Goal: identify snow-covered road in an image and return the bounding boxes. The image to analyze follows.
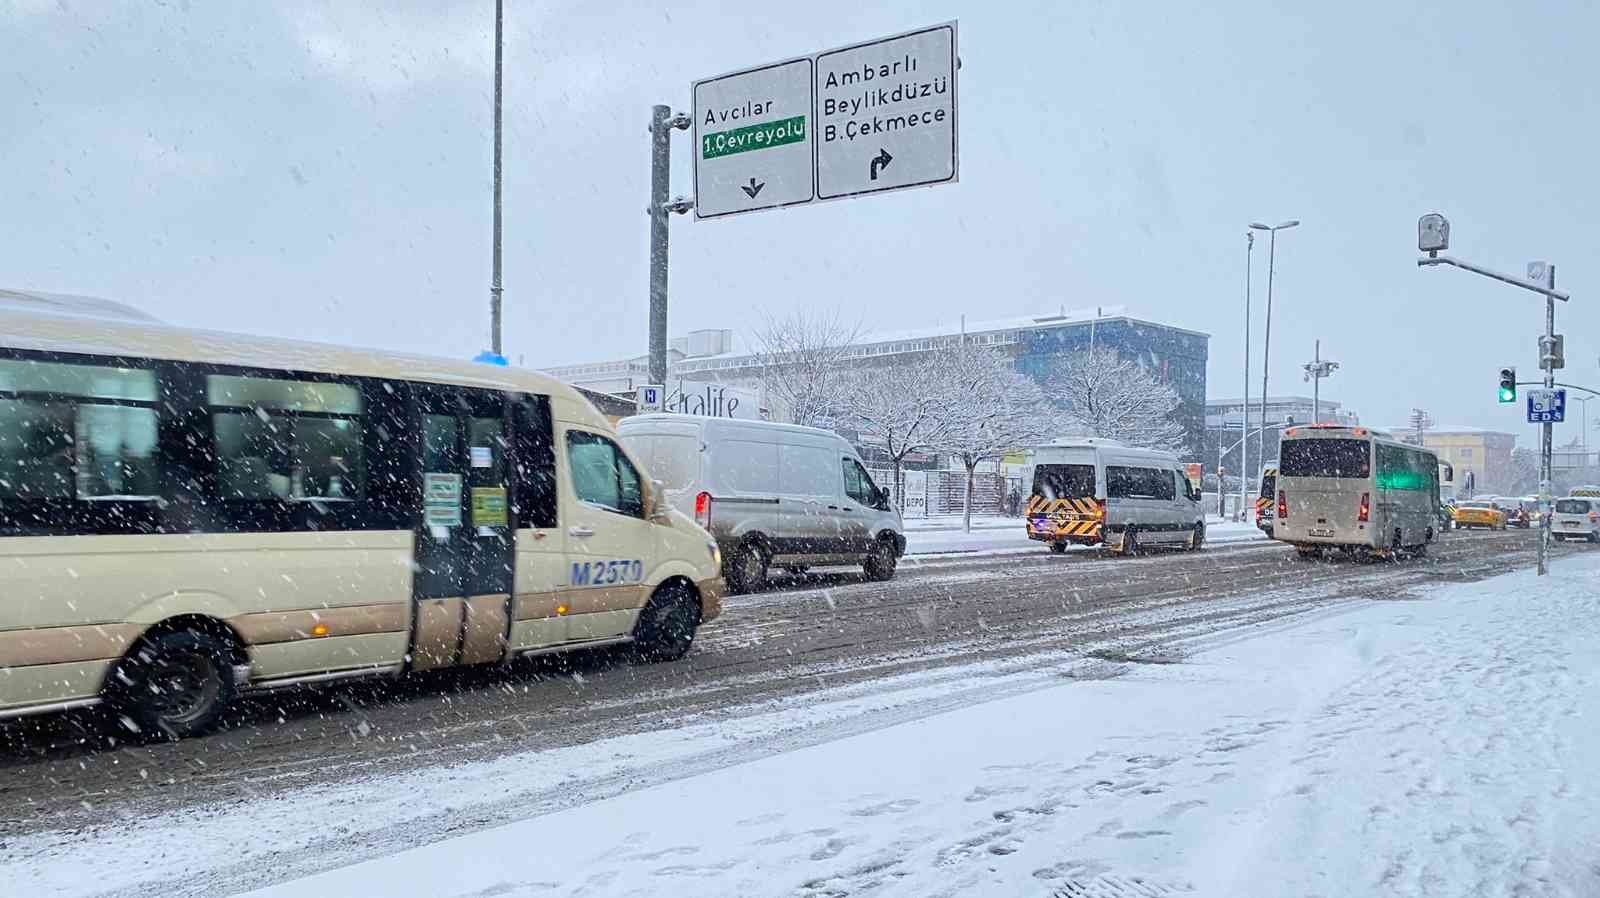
[234,552,1600,898]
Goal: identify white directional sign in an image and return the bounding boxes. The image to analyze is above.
[692,58,815,220]
[691,21,959,221]
[814,24,958,200]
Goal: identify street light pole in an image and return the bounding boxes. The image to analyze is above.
[1240,231,1253,521]
[1250,220,1300,475]
[489,0,504,356]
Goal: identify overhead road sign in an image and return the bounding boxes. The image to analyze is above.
[691,21,959,220]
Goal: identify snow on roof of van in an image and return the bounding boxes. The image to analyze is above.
[0,288,161,323]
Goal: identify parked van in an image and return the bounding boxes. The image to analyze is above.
[1022,438,1205,555]
[618,415,906,592]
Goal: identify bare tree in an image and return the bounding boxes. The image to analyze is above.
[1043,346,1187,453]
[842,356,954,512]
[749,310,861,428]
[926,342,1051,531]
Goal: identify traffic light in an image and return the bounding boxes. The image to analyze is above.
[1497,367,1517,403]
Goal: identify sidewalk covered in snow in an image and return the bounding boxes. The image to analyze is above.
[240,553,1600,897]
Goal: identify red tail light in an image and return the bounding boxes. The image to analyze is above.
[1589,511,1598,524]
[694,491,712,529]
[1277,490,1287,521]
[1358,492,1370,523]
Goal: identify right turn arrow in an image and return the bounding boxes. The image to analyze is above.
[869,148,893,181]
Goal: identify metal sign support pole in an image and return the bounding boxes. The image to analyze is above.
[1539,265,1556,576]
[647,105,692,388]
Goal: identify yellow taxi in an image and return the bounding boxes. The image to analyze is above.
[1453,500,1508,530]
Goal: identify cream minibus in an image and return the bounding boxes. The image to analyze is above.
[1275,425,1440,559]
[0,291,723,738]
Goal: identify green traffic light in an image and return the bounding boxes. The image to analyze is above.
[1498,387,1516,403]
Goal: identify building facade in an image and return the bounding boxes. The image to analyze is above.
[543,307,1211,461]
[1412,428,1517,494]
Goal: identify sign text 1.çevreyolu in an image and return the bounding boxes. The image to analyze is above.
[701,115,807,160]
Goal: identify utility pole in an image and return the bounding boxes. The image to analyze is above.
[1416,212,1572,576]
[489,0,504,357]
[1537,263,1556,576]
[647,105,693,386]
[1302,339,1339,426]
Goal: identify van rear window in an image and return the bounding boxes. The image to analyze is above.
[1555,499,1591,514]
[1281,439,1370,478]
[1032,464,1095,500]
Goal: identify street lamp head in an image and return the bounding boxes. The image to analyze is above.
[1277,220,1301,230]
[1249,222,1270,231]
[1251,220,1301,232]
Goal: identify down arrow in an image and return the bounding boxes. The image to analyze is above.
[741,177,764,199]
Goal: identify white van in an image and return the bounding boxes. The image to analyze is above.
[1552,496,1599,543]
[618,415,906,592]
[1022,438,1205,555]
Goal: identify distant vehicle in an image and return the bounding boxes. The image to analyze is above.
[0,300,724,737]
[1552,497,1600,543]
[1022,438,1204,556]
[618,415,904,593]
[1571,485,1600,499]
[1492,497,1532,528]
[1275,425,1441,559]
[1454,500,1509,530]
[1256,464,1279,535]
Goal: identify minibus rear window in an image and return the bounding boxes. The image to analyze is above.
[1281,439,1370,478]
[1032,464,1095,500]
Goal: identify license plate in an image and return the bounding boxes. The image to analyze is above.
[1309,527,1335,537]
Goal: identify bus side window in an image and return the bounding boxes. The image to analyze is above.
[512,395,557,529]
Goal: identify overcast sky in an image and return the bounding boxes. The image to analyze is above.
[5,0,1596,440]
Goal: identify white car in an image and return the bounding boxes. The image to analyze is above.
[1552,497,1599,543]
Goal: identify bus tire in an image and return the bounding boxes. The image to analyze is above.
[1295,546,1322,561]
[1188,522,1205,551]
[864,536,898,582]
[107,630,237,741]
[726,540,769,594]
[632,580,701,662]
[1048,541,1068,555]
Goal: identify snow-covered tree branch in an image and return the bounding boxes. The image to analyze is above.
[748,310,861,429]
[926,342,1052,531]
[1042,346,1187,454]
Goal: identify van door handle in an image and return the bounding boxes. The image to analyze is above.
[568,526,594,538]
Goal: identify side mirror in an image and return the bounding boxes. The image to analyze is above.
[649,479,673,522]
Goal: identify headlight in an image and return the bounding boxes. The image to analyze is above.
[708,542,721,568]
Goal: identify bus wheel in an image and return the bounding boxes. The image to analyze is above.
[1188,523,1205,551]
[1389,531,1404,561]
[1048,541,1068,555]
[1295,546,1322,561]
[864,537,898,581]
[108,630,237,741]
[726,541,769,594]
[632,581,701,662]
